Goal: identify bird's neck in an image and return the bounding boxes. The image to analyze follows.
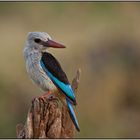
[23,46,42,62]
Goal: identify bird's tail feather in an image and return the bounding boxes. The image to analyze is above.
[66,98,80,132]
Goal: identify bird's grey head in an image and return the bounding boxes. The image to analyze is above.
[25,32,66,51]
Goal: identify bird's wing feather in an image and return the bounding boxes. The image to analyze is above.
[40,52,76,104]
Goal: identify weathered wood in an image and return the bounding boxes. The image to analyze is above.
[16,69,81,138]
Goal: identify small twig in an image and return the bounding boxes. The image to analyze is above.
[16,68,81,138]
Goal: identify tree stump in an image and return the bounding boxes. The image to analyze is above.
[16,69,81,138]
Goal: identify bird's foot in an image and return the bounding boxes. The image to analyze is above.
[38,90,53,102]
[31,90,53,103]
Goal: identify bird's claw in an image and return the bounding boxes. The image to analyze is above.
[31,90,53,103]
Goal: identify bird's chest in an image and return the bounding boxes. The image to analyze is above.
[25,52,56,91]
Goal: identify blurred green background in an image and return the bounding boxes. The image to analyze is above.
[0,2,140,138]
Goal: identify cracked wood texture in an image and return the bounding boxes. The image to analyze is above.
[16,69,81,138]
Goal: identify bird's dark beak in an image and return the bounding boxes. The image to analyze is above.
[43,39,66,48]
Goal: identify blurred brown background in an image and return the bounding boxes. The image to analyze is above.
[0,2,140,138]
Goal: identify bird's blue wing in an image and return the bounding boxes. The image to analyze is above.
[40,52,76,104]
[40,60,75,100]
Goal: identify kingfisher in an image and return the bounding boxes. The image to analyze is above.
[23,32,80,132]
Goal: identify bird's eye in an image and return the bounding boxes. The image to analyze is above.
[34,38,41,43]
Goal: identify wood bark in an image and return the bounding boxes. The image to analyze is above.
[16,69,81,138]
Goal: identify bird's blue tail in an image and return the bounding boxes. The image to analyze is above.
[66,98,80,132]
